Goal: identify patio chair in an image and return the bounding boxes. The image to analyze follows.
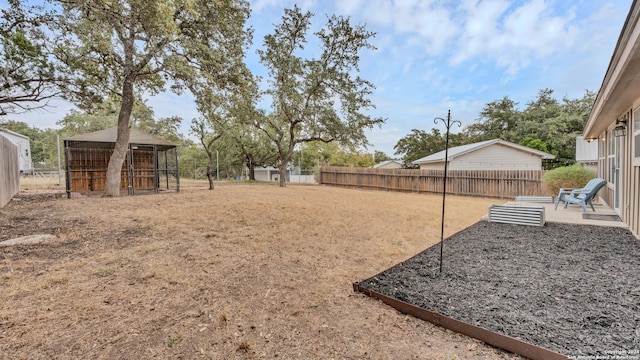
[554,178,607,213]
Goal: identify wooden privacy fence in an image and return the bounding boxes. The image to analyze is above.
[0,133,20,207]
[318,166,551,199]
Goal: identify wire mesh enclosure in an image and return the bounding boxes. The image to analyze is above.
[64,127,179,198]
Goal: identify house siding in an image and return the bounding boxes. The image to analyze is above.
[626,106,639,236]
[619,106,639,237]
[595,106,640,237]
[419,161,446,171]
[576,136,598,173]
[418,144,543,170]
[632,166,640,235]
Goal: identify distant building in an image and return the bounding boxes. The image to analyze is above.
[412,139,555,170]
[575,136,598,173]
[373,160,403,169]
[253,166,290,182]
[0,128,32,173]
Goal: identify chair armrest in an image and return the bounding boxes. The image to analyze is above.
[558,187,579,195]
[569,188,590,197]
[558,187,577,192]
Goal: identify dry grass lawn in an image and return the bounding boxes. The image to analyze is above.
[1,180,523,359]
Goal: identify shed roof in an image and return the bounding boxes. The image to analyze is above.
[411,139,555,165]
[0,128,30,141]
[65,127,175,149]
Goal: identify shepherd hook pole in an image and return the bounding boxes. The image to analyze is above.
[434,110,461,273]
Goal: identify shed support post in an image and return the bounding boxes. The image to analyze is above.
[153,144,159,194]
[64,140,71,199]
[127,144,134,196]
[175,147,180,193]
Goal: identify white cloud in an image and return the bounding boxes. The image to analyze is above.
[451,0,580,75]
[352,0,458,54]
[452,0,509,64]
[335,0,365,15]
[251,0,317,14]
[344,0,582,77]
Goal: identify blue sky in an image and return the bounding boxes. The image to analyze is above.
[9,0,631,157]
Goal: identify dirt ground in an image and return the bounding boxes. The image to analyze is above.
[0,181,524,359]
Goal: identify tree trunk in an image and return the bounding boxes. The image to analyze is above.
[247,156,255,181]
[206,158,215,190]
[278,144,296,187]
[278,153,291,187]
[104,76,135,197]
[278,166,286,187]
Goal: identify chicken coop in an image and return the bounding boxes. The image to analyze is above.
[64,127,179,198]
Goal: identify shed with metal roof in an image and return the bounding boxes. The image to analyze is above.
[64,127,179,197]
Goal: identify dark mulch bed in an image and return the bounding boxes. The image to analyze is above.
[359,221,640,357]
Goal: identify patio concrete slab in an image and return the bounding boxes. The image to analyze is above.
[483,200,627,228]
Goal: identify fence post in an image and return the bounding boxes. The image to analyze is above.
[454,173,458,195]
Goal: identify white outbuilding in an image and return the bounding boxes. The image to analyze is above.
[0,128,32,173]
[412,139,555,170]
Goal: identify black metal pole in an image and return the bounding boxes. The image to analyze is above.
[434,110,461,273]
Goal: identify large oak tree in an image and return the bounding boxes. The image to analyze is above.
[255,6,384,187]
[1,0,59,114]
[52,0,250,196]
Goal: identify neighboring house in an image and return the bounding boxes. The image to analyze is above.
[0,128,32,173]
[254,166,290,182]
[575,136,598,173]
[373,160,403,169]
[583,1,640,236]
[411,139,555,170]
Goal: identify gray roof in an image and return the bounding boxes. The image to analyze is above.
[373,160,403,168]
[65,127,175,147]
[412,139,556,165]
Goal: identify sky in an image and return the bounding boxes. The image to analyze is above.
[6,0,632,157]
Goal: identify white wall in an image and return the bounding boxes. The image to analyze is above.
[253,170,272,182]
[418,161,446,170]
[576,136,598,163]
[0,130,32,173]
[289,175,316,184]
[0,133,20,207]
[418,144,543,170]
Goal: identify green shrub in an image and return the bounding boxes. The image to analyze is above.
[542,164,597,194]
